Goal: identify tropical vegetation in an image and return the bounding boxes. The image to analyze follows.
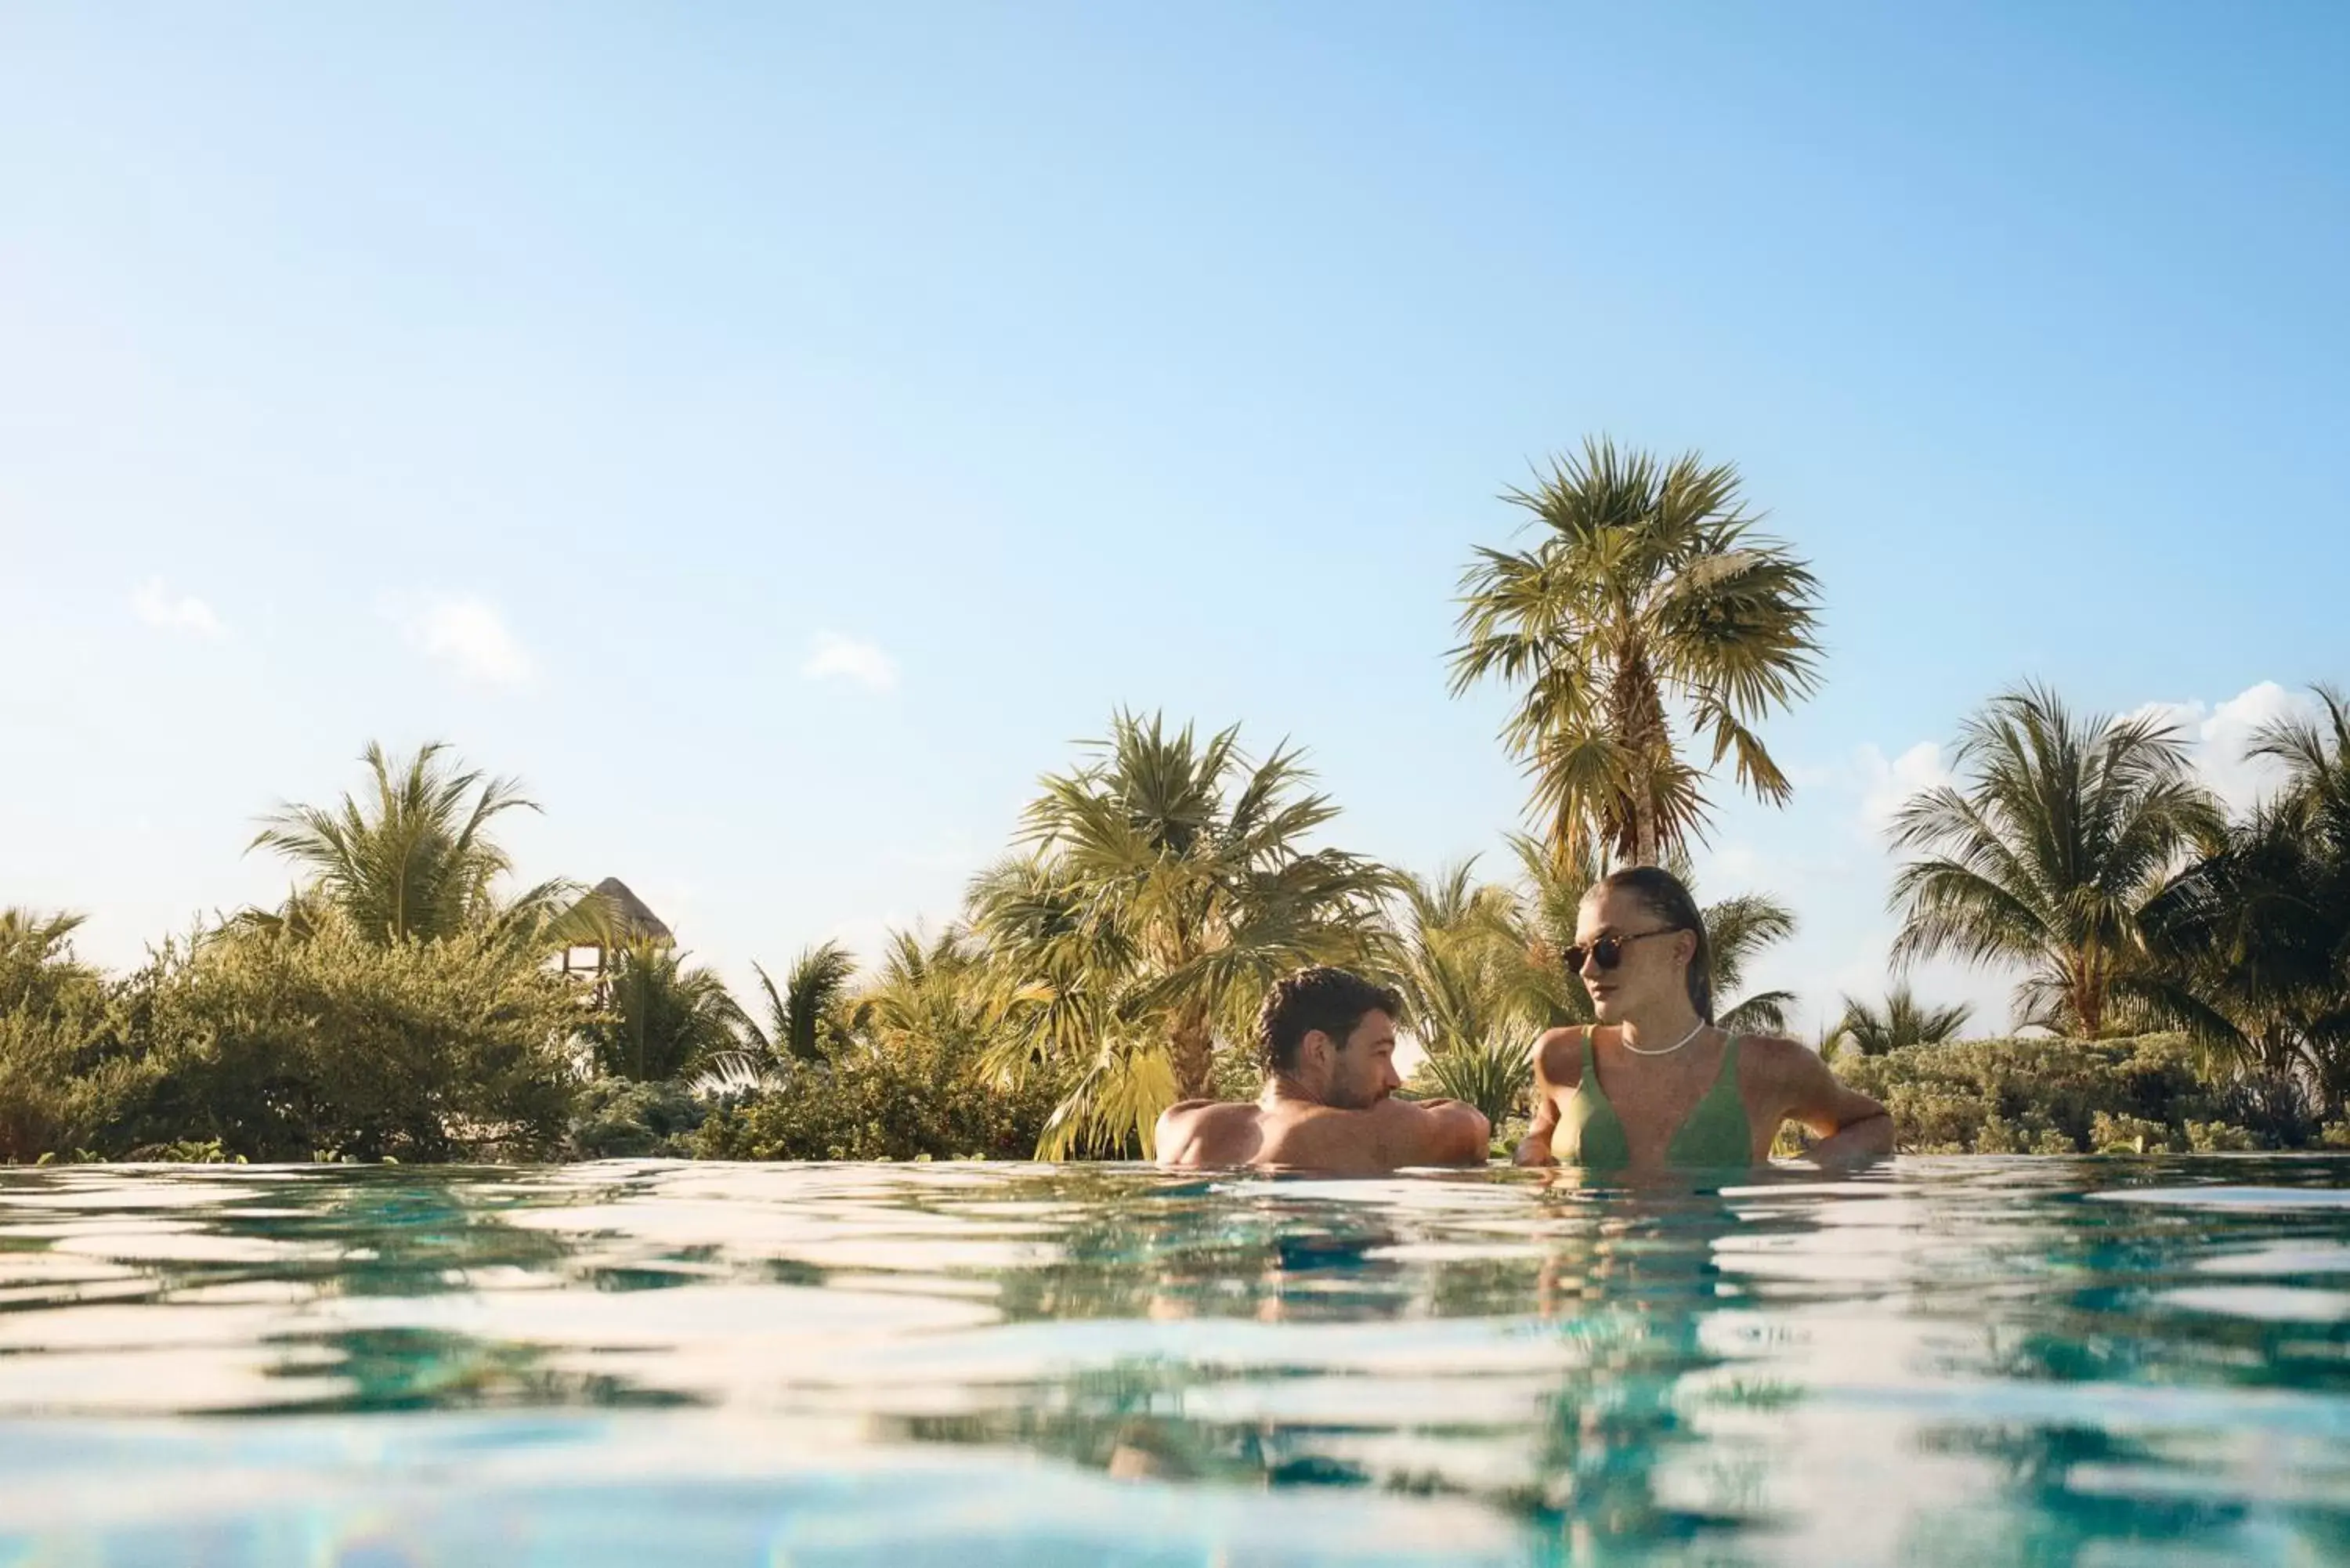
[7,443,2348,1164]
[1448,439,1824,869]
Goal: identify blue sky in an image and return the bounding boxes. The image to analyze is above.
[6,2,2347,1038]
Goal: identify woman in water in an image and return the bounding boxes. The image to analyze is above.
[1515,865,1893,1172]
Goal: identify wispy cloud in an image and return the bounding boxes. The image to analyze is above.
[131,578,222,637]
[1856,739,1950,840]
[2128,681,2316,815]
[385,594,537,691]
[800,631,898,692]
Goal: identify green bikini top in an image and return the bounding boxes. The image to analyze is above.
[1551,1025,1754,1170]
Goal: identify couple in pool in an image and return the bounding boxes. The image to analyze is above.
[1157,865,1894,1175]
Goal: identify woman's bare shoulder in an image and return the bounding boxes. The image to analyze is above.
[1532,1025,1588,1088]
[1734,1032,1828,1082]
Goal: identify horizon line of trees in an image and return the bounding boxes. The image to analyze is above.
[7,439,2345,1161]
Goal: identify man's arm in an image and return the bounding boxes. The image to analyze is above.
[1376,1097,1491,1168]
[1772,1044,1893,1168]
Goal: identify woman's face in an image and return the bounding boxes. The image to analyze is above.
[1574,887,1694,1022]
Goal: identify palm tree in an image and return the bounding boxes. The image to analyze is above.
[249,741,579,945]
[852,926,1019,1064]
[971,711,1394,1156]
[587,941,750,1082]
[1449,439,1824,869]
[2135,685,2350,1109]
[0,908,99,1017]
[1383,862,1529,1057]
[1706,891,1799,1034]
[1409,1028,1531,1127]
[748,941,858,1063]
[1831,984,1975,1057]
[1889,684,2224,1037]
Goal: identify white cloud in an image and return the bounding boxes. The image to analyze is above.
[2128,681,2316,815]
[1856,740,1950,840]
[800,631,897,692]
[385,594,536,691]
[131,578,221,637]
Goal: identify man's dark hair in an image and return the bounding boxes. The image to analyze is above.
[1257,966,1403,1075]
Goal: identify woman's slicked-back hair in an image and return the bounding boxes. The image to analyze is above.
[1589,865,1713,1023]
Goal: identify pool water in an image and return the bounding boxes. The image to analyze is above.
[2,1158,2348,1566]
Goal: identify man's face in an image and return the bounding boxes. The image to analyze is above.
[1311,1008,1402,1110]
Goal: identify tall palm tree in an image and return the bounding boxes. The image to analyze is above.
[249,741,577,945]
[1831,984,1975,1057]
[2135,685,2350,1108]
[1449,439,1824,869]
[1889,684,2224,1037]
[971,711,1394,1156]
[587,941,749,1082]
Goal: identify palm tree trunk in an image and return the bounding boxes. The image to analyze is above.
[1168,1010,1216,1101]
[2073,947,2102,1038]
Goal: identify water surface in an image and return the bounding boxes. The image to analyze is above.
[3,1157,2348,1564]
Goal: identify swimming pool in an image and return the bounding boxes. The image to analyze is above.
[2,1157,2346,1565]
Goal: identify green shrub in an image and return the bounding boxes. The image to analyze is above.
[2089,1111,2175,1154]
[125,921,580,1162]
[696,1039,1062,1162]
[0,1006,166,1162]
[568,1077,704,1158]
[1838,1034,2291,1154]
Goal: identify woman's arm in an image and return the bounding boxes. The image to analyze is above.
[1513,1031,1573,1166]
[1773,1042,1893,1168]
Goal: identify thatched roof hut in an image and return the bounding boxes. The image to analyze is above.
[586,877,673,946]
[557,877,673,980]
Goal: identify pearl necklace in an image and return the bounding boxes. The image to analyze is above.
[1618,1020,1708,1057]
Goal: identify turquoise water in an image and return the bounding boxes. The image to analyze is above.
[2,1159,2348,1565]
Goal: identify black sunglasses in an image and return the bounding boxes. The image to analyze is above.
[1564,927,1683,972]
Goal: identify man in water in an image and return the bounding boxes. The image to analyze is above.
[1155,966,1492,1172]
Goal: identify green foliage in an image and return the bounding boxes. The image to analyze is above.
[2134,685,2350,1113]
[567,1078,704,1158]
[247,740,580,944]
[1889,685,2224,1036]
[0,1006,164,1164]
[1833,984,1975,1057]
[1448,438,1824,866]
[695,1036,1063,1162]
[0,909,159,1163]
[748,942,857,1064]
[1834,1034,2283,1154]
[581,941,747,1082]
[1408,1030,1531,1126]
[124,919,580,1162]
[972,710,1394,1154]
[1,908,103,1017]
[2088,1111,2172,1154]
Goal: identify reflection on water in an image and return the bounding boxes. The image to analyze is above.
[2,1158,2350,1563]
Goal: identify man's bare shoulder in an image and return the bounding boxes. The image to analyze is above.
[1155,1098,1268,1168]
[1264,1096,1488,1171]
